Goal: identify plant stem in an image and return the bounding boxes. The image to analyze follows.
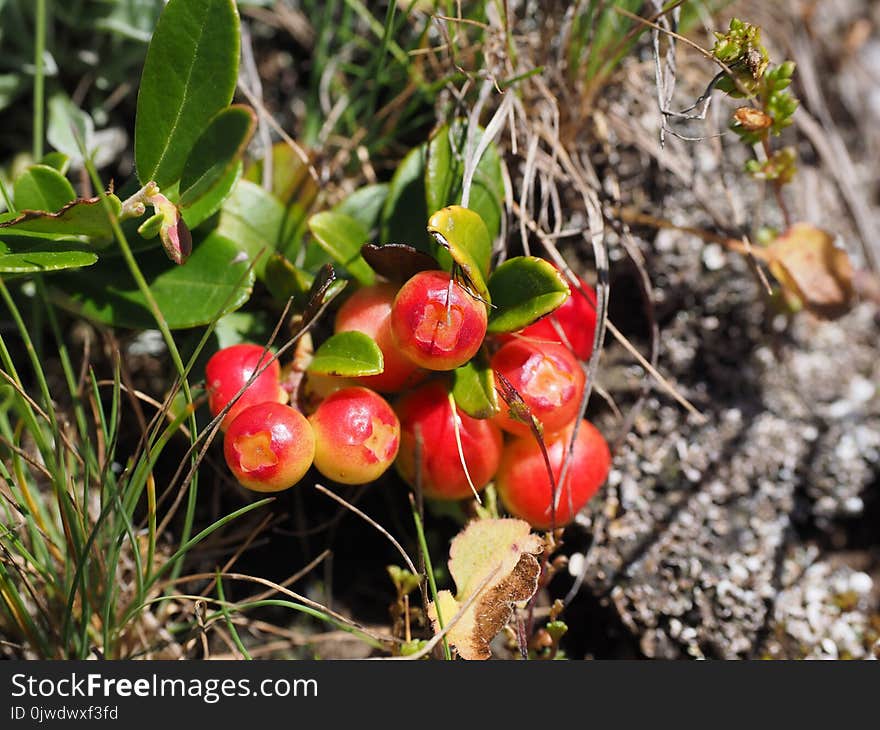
[409,494,451,660]
[33,0,47,160]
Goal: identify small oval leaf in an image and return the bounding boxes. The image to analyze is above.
[0,239,98,274]
[452,351,500,419]
[308,331,384,377]
[264,253,314,305]
[134,0,241,187]
[179,105,256,209]
[486,256,570,334]
[13,165,76,212]
[380,143,432,251]
[427,206,491,305]
[308,210,375,286]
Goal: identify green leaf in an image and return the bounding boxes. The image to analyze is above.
[486,256,571,334]
[13,165,76,212]
[307,210,375,286]
[0,239,98,274]
[264,253,314,305]
[134,0,241,187]
[426,206,491,305]
[452,352,499,419]
[427,204,492,279]
[46,94,95,165]
[243,141,317,207]
[380,143,432,251]
[216,179,285,278]
[58,231,255,329]
[0,194,122,240]
[335,183,389,231]
[137,212,164,239]
[181,161,242,230]
[180,105,256,209]
[425,119,504,243]
[39,152,70,175]
[307,331,384,377]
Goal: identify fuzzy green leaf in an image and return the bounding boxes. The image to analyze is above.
[134,0,240,187]
[307,331,384,377]
[307,210,375,286]
[487,256,570,334]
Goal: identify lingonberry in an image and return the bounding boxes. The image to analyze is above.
[511,270,597,361]
[390,270,487,371]
[395,381,503,500]
[334,283,426,392]
[223,402,315,492]
[495,420,610,529]
[491,340,585,437]
[309,386,400,485]
[205,343,287,431]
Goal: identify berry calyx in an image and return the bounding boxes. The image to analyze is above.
[334,283,426,392]
[495,420,611,529]
[223,402,315,492]
[395,381,503,500]
[206,343,288,431]
[390,270,487,371]
[309,387,401,485]
[491,340,585,437]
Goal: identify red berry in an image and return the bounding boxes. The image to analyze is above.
[395,381,503,500]
[491,340,585,437]
[334,283,426,392]
[309,387,400,485]
[223,402,315,492]
[206,344,287,431]
[513,271,597,360]
[390,270,487,371]
[496,420,610,529]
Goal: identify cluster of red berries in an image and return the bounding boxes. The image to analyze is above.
[205,264,611,529]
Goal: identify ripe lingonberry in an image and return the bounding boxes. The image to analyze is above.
[206,343,287,431]
[495,420,610,529]
[390,270,487,371]
[492,340,585,437]
[334,283,425,392]
[309,386,400,485]
[395,381,503,500]
[223,402,315,492]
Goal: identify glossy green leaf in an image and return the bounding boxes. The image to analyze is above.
[307,331,384,377]
[335,183,389,231]
[425,119,504,243]
[264,253,314,305]
[0,239,98,273]
[58,231,254,329]
[180,105,256,208]
[13,165,76,212]
[0,194,122,240]
[427,206,491,305]
[380,143,432,251]
[307,210,375,286]
[486,256,570,334]
[216,180,285,278]
[452,351,499,419]
[134,0,240,187]
[181,161,242,230]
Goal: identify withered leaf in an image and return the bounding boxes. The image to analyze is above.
[767,223,854,319]
[427,518,544,660]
